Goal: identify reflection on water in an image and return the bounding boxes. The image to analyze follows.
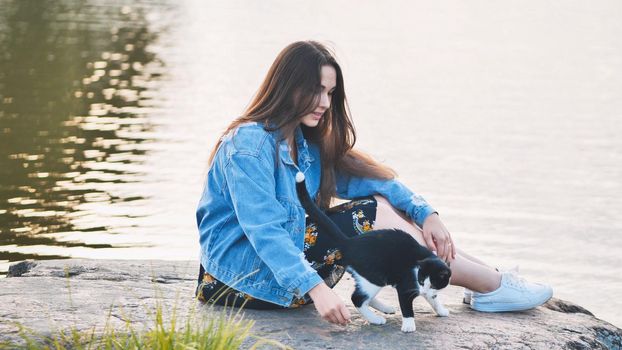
[0,0,165,273]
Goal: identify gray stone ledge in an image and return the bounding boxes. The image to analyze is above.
[1,259,621,349]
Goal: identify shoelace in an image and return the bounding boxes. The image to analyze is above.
[504,270,528,289]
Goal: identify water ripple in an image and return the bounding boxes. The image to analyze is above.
[0,0,169,270]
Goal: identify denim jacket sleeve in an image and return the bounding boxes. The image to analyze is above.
[223,150,323,297]
[335,170,437,228]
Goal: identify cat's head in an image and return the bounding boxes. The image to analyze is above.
[417,257,451,291]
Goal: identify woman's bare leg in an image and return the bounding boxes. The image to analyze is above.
[373,196,501,293]
[456,248,492,268]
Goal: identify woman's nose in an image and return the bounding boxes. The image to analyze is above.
[319,93,330,109]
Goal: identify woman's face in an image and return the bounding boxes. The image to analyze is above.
[300,65,336,128]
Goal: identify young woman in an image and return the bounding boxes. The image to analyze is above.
[196,41,552,325]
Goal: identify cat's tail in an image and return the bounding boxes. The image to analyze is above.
[295,172,348,244]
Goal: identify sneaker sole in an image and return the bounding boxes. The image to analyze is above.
[470,291,553,313]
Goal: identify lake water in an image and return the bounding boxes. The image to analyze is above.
[1,0,621,327]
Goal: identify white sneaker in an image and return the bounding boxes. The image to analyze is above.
[470,271,553,312]
[463,266,519,305]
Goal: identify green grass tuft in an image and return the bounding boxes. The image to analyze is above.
[0,268,287,350]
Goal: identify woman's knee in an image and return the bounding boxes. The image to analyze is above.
[373,195,426,245]
[373,195,410,222]
[373,195,391,206]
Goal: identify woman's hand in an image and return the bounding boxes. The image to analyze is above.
[308,282,351,326]
[422,213,456,262]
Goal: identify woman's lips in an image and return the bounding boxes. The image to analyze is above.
[312,112,323,119]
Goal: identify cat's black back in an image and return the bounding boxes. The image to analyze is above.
[339,229,430,286]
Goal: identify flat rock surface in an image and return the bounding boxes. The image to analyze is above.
[1,259,621,349]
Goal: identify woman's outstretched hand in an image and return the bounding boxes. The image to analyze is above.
[422,213,456,262]
[308,282,351,326]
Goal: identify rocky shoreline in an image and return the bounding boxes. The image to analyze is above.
[1,259,620,349]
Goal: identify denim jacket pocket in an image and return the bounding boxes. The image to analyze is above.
[244,197,298,288]
[276,196,298,233]
[245,197,300,289]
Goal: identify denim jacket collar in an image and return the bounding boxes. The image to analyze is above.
[278,125,314,174]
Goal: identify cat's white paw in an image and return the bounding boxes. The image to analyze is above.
[401,317,416,333]
[357,306,386,325]
[435,306,450,317]
[366,314,387,325]
[369,299,396,314]
[378,305,397,314]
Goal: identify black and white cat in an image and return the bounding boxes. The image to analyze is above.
[295,172,451,332]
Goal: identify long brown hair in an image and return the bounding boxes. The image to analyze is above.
[209,41,396,208]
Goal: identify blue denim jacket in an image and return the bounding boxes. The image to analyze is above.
[196,122,436,306]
